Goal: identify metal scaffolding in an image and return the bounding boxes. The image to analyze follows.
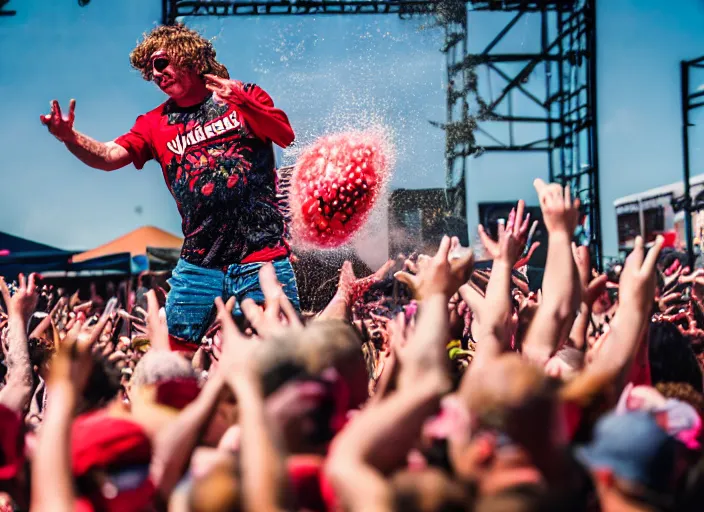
[441,0,600,266]
[0,0,16,16]
[680,55,704,267]
[162,0,601,266]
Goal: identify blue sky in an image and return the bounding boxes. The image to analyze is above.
[0,0,702,259]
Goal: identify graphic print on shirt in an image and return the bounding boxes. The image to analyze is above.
[161,94,286,268]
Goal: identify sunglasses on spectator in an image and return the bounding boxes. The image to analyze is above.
[152,57,169,73]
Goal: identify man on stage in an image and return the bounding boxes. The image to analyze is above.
[41,24,299,351]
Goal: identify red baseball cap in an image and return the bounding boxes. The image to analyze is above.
[71,412,155,511]
[287,456,338,512]
[155,378,201,410]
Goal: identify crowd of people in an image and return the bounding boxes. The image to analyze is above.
[0,179,703,512]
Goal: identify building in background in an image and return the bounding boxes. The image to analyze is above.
[614,174,704,256]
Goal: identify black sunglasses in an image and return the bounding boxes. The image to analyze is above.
[153,57,169,73]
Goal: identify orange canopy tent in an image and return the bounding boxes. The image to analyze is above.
[71,226,183,263]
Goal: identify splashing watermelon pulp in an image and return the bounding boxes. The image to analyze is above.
[289,129,394,249]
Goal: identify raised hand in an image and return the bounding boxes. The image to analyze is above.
[40,99,76,142]
[204,75,246,106]
[395,236,473,300]
[533,179,580,235]
[265,380,327,433]
[0,273,39,323]
[619,235,664,315]
[572,243,608,307]
[240,263,302,339]
[146,290,170,351]
[478,200,533,266]
[214,297,257,377]
[341,259,394,303]
[51,319,96,394]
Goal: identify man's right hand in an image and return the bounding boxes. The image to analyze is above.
[533,179,580,235]
[40,99,76,143]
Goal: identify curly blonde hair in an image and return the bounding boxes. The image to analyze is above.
[130,24,229,81]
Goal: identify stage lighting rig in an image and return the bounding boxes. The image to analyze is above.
[0,0,16,17]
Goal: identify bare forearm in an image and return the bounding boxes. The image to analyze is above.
[458,284,503,370]
[151,374,224,496]
[325,461,392,512]
[317,293,350,322]
[567,303,591,351]
[0,316,33,412]
[399,294,450,389]
[64,131,130,171]
[483,260,514,347]
[523,232,578,363]
[593,308,647,382]
[331,375,447,475]
[31,384,75,512]
[231,375,288,512]
[542,232,580,317]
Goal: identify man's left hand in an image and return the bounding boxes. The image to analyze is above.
[204,74,246,106]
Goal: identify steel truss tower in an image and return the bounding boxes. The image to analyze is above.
[162,0,601,267]
[0,0,16,16]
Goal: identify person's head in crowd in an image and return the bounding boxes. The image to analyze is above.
[188,455,240,512]
[183,327,348,509]
[253,331,349,454]
[125,350,201,435]
[656,382,704,418]
[578,411,677,512]
[295,320,368,410]
[390,467,470,512]
[27,337,54,380]
[616,383,703,459]
[648,321,703,393]
[658,249,688,277]
[128,350,196,391]
[462,354,564,455]
[71,413,155,512]
[454,354,564,497]
[474,484,562,512]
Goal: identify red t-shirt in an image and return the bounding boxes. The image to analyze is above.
[115,85,294,269]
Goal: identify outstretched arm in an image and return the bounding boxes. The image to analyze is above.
[64,133,132,171]
[31,313,109,512]
[562,236,663,406]
[41,99,132,171]
[216,297,291,512]
[522,180,581,366]
[204,75,295,148]
[328,237,465,511]
[465,200,533,369]
[0,274,38,413]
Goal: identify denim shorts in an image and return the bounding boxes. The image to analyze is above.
[165,257,300,346]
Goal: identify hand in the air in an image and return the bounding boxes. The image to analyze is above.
[478,199,534,266]
[395,236,474,300]
[204,74,246,106]
[40,99,76,142]
[619,235,664,315]
[0,273,39,323]
[533,179,581,235]
[572,243,608,307]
